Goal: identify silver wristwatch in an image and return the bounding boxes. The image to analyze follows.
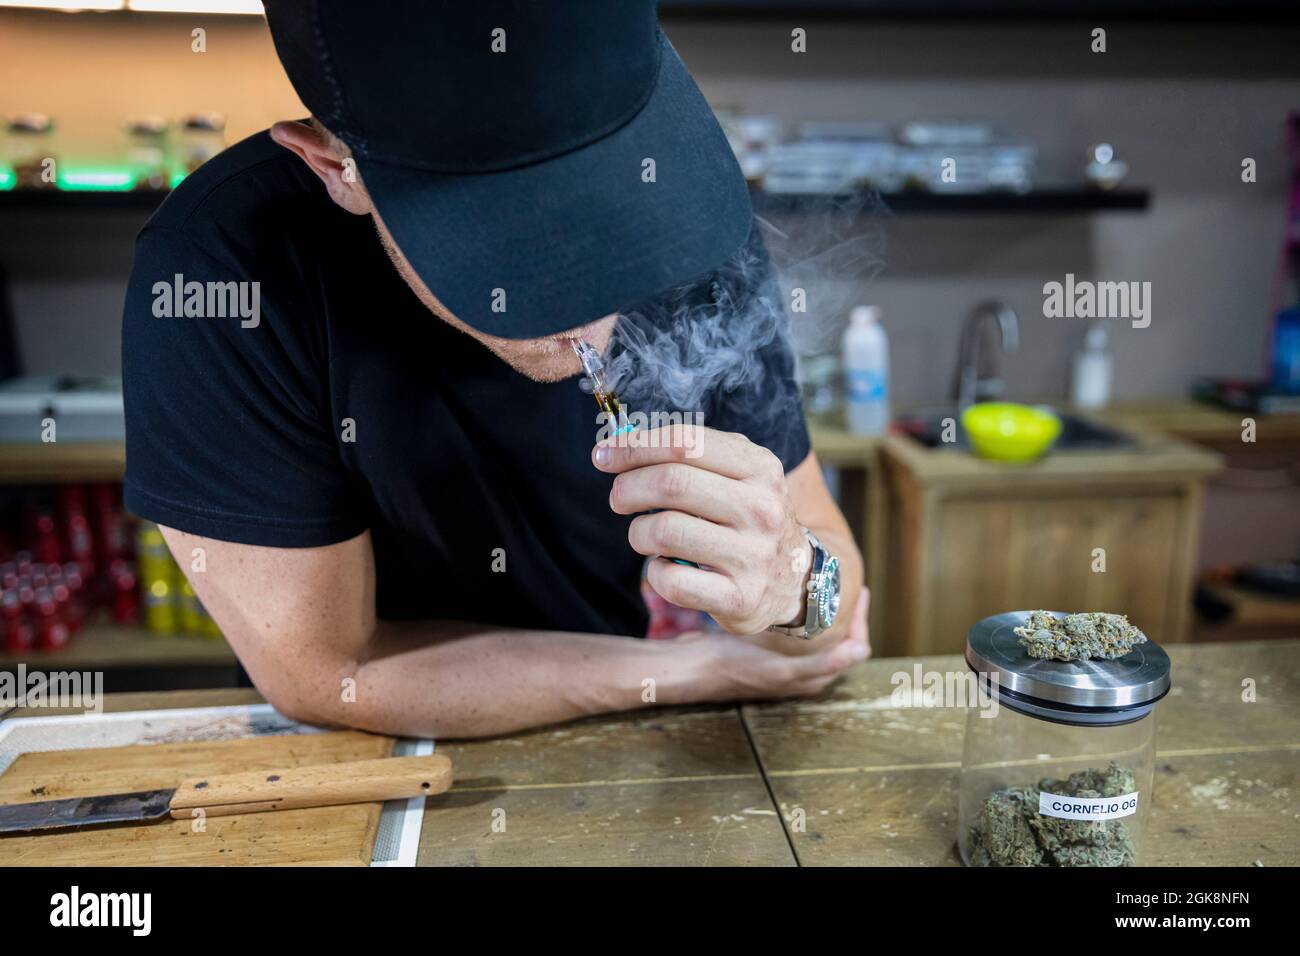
[768,529,841,639]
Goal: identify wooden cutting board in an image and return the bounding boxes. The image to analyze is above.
[0,730,395,866]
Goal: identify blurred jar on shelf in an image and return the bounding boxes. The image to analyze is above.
[720,112,783,184]
[125,116,171,191]
[1086,143,1128,191]
[178,112,226,177]
[5,113,59,189]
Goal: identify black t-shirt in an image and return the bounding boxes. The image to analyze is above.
[122,131,810,638]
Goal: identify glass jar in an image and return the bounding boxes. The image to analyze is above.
[5,113,58,189]
[125,116,171,191]
[958,611,1170,867]
[178,112,226,176]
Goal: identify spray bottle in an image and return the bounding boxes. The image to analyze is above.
[843,305,890,437]
[1071,322,1113,409]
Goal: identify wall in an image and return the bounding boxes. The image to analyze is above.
[666,16,1300,571]
[3,11,1297,403]
[669,17,1299,404]
[2,9,1297,569]
[0,10,302,374]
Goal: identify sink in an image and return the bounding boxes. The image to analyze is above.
[895,406,1134,452]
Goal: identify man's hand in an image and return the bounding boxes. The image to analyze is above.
[595,424,814,635]
[672,589,870,700]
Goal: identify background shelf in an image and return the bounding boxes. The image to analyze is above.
[753,186,1150,214]
[0,185,1152,215]
[0,189,171,211]
[0,621,236,672]
[658,0,1297,19]
[0,442,126,484]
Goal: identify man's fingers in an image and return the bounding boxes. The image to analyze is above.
[593,425,779,482]
[609,463,754,526]
[828,630,870,669]
[644,554,740,616]
[629,513,744,573]
[787,634,866,681]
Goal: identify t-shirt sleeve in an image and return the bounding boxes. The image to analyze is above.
[122,224,367,547]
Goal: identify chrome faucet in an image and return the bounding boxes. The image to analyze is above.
[953,300,1020,410]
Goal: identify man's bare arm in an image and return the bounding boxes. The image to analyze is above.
[160,526,864,738]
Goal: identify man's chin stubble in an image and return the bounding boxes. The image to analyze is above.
[484,342,583,383]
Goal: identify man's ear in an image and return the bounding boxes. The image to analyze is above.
[269,120,372,215]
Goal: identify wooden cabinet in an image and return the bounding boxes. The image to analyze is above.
[881,432,1221,657]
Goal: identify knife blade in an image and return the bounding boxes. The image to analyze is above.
[0,753,452,835]
[0,788,175,833]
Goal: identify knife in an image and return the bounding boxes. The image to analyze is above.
[0,753,453,834]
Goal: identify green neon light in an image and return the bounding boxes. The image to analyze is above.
[0,165,179,193]
[58,167,138,191]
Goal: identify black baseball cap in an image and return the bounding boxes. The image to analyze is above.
[263,0,752,339]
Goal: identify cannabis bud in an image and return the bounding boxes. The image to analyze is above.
[967,762,1137,867]
[1014,611,1148,662]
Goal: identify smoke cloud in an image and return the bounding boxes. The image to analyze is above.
[607,193,886,435]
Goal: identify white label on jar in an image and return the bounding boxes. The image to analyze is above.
[1039,791,1139,821]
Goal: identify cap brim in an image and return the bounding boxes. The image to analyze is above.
[356,34,752,339]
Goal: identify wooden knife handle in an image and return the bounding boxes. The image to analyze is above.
[167,754,453,819]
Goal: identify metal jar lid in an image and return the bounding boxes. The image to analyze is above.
[965,611,1171,726]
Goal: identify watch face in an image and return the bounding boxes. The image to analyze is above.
[819,555,841,629]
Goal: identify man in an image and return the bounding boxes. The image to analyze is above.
[122,0,867,739]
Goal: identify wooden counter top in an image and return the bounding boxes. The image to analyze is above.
[741,639,1299,866]
[879,426,1223,489]
[806,423,883,468]
[1099,399,1300,445]
[810,406,1224,490]
[6,639,1295,866]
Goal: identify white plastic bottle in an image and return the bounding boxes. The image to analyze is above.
[843,305,890,436]
[1071,323,1113,409]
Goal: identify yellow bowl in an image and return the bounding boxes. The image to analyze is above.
[961,402,1062,462]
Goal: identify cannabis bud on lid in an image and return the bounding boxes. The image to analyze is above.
[966,610,1171,726]
[1014,610,1147,661]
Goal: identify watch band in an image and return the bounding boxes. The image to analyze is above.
[768,529,832,639]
